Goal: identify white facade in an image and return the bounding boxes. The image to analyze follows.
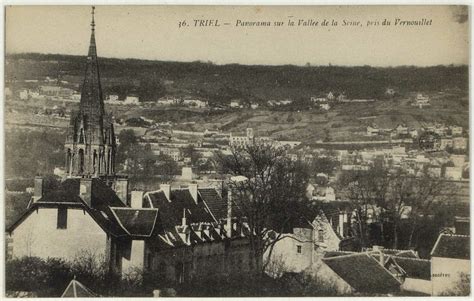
[9,207,108,260]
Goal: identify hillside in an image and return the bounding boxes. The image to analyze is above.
[6,53,469,105]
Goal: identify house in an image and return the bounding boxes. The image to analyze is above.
[450,126,463,136]
[182,98,208,108]
[452,137,468,150]
[384,256,431,295]
[124,96,139,105]
[395,124,409,135]
[430,234,470,296]
[439,138,453,150]
[408,129,418,138]
[385,88,396,97]
[320,103,330,111]
[6,178,251,283]
[367,125,379,137]
[445,167,462,180]
[412,93,430,108]
[265,209,352,277]
[230,100,243,108]
[107,94,119,102]
[321,252,401,294]
[156,97,177,106]
[19,89,29,100]
[337,93,347,102]
[5,87,12,99]
[310,96,327,103]
[7,12,252,287]
[327,92,335,101]
[250,103,259,109]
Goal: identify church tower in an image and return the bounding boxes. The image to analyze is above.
[65,7,116,178]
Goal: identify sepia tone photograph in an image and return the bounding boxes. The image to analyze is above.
[3,4,470,297]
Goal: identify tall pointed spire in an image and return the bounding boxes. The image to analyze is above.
[80,5,104,121]
[88,6,97,58]
[65,6,116,178]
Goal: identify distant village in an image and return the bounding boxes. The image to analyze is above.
[4,8,470,298]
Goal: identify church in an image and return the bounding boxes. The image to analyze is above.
[7,7,252,284]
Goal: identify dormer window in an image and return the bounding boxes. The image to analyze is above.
[318,229,324,242]
[57,207,67,229]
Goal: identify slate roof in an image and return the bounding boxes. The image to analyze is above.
[323,251,356,258]
[431,234,470,260]
[322,253,401,294]
[389,257,431,280]
[146,189,214,229]
[61,279,97,297]
[7,178,130,237]
[198,188,228,220]
[111,208,159,237]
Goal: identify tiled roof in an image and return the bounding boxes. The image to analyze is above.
[390,257,431,280]
[431,234,470,260]
[322,253,401,294]
[198,188,227,221]
[111,208,158,237]
[147,189,214,229]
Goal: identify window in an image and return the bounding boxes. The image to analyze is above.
[57,207,67,229]
[297,245,302,254]
[318,230,324,242]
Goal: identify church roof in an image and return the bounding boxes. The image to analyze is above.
[79,6,105,124]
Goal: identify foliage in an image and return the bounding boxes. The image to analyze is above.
[216,142,310,274]
[6,53,469,105]
[440,273,470,296]
[6,257,72,297]
[5,129,65,178]
[338,165,447,249]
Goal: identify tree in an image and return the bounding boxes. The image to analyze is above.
[216,142,310,275]
[339,165,448,249]
[156,154,179,183]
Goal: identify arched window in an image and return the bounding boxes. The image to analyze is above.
[79,128,85,143]
[78,149,85,173]
[66,148,71,173]
[93,150,97,174]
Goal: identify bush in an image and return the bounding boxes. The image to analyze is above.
[6,257,72,297]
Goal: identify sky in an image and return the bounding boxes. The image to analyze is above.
[5,5,469,66]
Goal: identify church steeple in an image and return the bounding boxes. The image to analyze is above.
[65,6,116,178]
[80,5,104,126]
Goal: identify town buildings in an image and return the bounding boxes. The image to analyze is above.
[6,8,252,285]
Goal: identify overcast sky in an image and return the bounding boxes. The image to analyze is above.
[5,5,469,66]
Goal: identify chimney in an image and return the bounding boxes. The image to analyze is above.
[338,211,345,238]
[160,184,171,201]
[225,189,232,237]
[373,245,385,266]
[182,208,187,227]
[131,191,144,209]
[181,167,193,181]
[79,178,93,207]
[113,177,129,206]
[32,176,43,203]
[189,183,198,204]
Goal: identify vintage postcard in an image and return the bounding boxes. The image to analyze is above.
[3,5,470,297]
